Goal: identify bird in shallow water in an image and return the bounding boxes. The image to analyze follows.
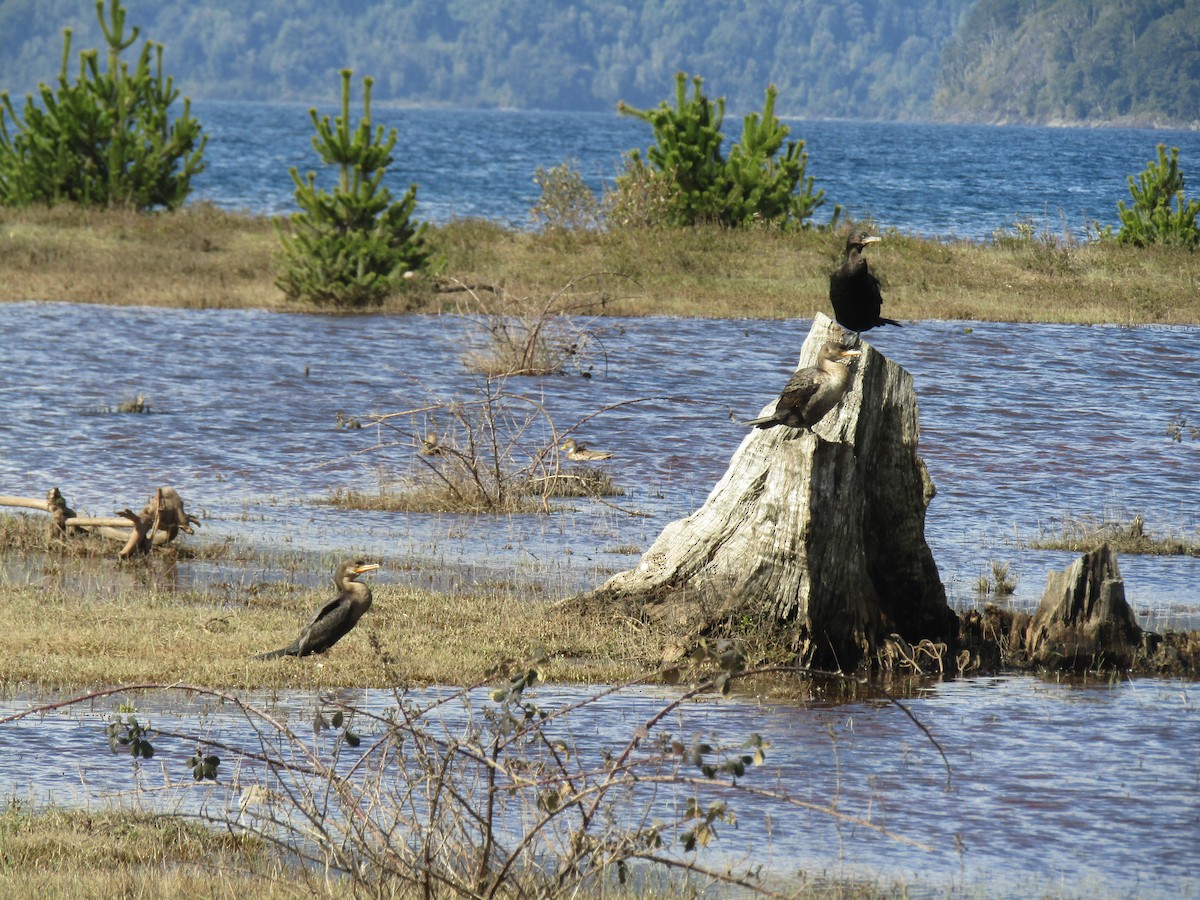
[744,342,862,430]
[829,230,901,334]
[560,438,613,461]
[255,559,381,659]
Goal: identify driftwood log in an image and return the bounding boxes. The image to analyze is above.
[1012,543,1144,670]
[0,486,199,557]
[577,314,958,672]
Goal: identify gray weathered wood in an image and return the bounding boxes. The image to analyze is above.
[1021,543,1143,669]
[0,486,198,554]
[579,313,955,671]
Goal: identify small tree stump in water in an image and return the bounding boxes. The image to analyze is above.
[577,314,957,672]
[1019,543,1143,669]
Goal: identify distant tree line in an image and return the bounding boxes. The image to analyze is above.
[0,0,969,118]
[933,0,1200,124]
[0,0,1195,125]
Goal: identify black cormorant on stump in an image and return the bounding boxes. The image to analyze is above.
[573,313,956,673]
[256,559,381,659]
[744,341,862,430]
[829,230,901,334]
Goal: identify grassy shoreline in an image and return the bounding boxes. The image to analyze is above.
[0,564,671,692]
[2,203,1198,323]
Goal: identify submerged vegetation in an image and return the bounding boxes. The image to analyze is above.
[1029,513,1200,557]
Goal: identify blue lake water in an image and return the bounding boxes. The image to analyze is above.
[2,676,1197,898]
[1,305,1197,628]
[193,101,1200,240]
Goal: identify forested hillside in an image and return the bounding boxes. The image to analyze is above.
[934,0,1200,124]
[1,0,1195,125]
[0,0,969,117]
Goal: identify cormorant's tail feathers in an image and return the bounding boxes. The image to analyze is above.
[254,646,295,661]
[742,414,779,429]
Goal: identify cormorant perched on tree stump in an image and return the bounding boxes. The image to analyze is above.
[829,230,901,333]
[256,559,381,659]
[574,313,956,673]
[744,341,861,430]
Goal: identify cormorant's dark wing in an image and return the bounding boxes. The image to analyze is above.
[830,256,899,331]
[744,369,827,429]
[775,369,825,415]
[301,595,345,631]
[296,595,352,655]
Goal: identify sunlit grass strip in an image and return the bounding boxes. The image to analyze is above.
[3,205,1200,323]
[0,573,671,690]
[0,805,280,897]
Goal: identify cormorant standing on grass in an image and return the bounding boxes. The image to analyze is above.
[744,342,862,430]
[829,230,901,333]
[255,559,381,659]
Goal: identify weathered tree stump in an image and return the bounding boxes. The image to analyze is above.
[1016,543,1143,669]
[578,314,957,672]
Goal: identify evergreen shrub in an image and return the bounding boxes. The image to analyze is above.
[1115,144,1199,248]
[276,69,438,309]
[0,0,205,211]
[611,72,831,230]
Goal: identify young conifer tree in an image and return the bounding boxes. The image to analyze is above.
[0,0,205,210]
[276,69,438,309]
[615,72,828,229]
[1116,144,1199,247]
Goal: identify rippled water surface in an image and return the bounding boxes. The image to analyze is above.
[1,303,1198,894]
[2,677,1197,898]
[5,102,1200,893]
[192,101,1200,241]
[1,303,1197,625]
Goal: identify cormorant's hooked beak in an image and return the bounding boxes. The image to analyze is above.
[860,235,882,245]
[837,349,863,360]
[354,563,381,576]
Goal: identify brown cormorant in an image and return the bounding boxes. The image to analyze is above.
[744,342,862,430]
[829,230,901,333]
[560,438,614,461]
[255,559,381,659]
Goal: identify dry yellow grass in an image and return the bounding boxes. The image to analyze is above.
[0,575,669,691]
[2,204,1198,323]
[0,806,290,899]
[0,203,282,309]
